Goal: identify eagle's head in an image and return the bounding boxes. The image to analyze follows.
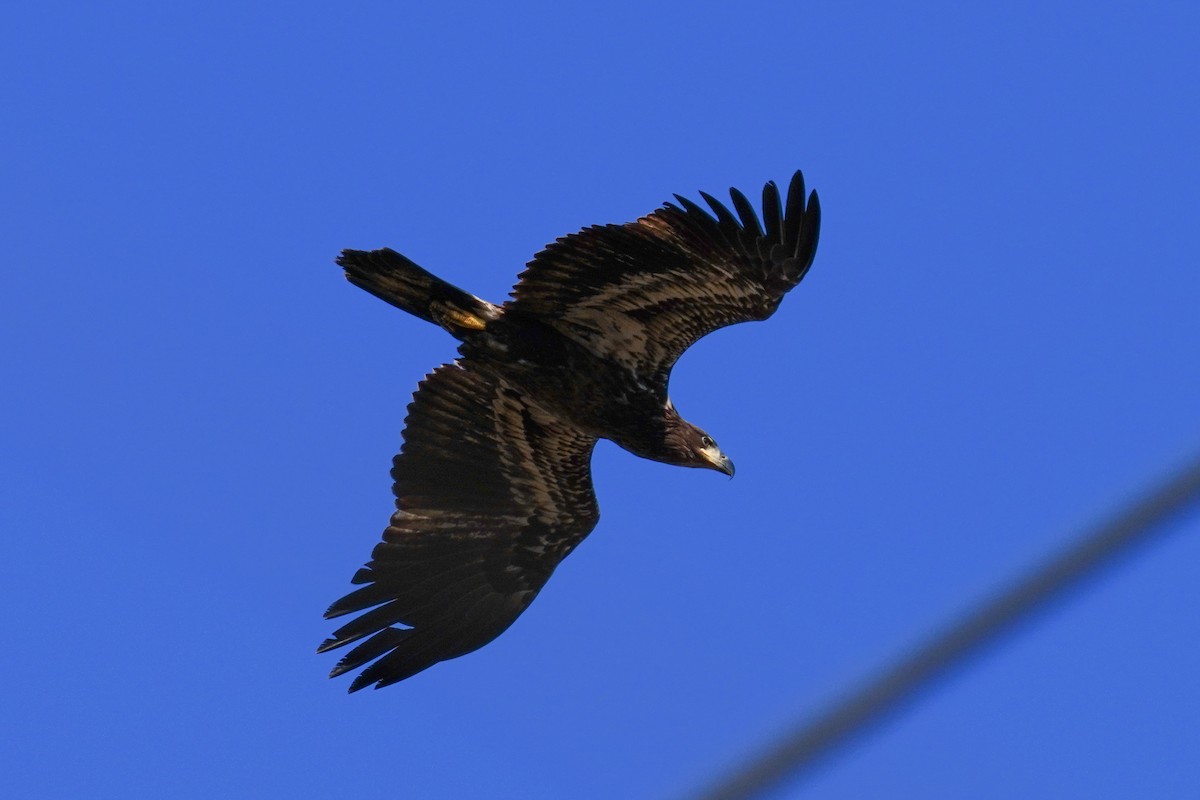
[670,420,735,478]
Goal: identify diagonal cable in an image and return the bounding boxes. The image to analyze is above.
[692,451,1200,800]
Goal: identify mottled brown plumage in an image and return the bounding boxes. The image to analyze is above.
[321,172,820,690]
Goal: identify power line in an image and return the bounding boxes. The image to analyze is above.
[692,452,1200,800]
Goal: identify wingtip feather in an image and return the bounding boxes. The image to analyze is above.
[762,180,783,242]
[728,187,764,236]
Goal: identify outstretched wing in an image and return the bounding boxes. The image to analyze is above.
[319,362,599,691]
[507,171,821,383]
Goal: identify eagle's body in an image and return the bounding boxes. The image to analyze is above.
[321,172,821,690]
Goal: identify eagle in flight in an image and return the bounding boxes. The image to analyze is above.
[320,171,821,691]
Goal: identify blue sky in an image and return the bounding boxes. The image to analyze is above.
[4,2,1199,797]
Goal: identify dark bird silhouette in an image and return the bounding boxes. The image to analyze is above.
[320,172,821,691]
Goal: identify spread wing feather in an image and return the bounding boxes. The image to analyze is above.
[507,171,820,381]
[319,362,598,691]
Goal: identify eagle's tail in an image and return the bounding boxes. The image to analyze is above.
[336,248,501,338]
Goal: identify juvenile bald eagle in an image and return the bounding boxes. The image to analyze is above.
[321,172,821,690]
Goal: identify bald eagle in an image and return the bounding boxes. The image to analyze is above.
[320,172,821,690]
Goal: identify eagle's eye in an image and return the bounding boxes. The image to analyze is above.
[700,435,714,448]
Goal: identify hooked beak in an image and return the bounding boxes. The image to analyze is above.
[716,454,735,478]
[701,447,736,478]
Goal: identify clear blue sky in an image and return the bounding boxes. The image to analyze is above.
[4,2,1199,798]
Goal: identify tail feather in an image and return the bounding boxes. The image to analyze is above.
[336,248,500,337]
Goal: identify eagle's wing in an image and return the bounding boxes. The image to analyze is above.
[319,362,599,691]
[507,171,820,383]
